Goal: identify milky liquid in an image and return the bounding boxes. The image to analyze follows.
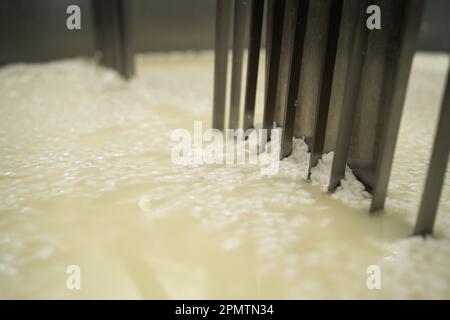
[0,52,449,299]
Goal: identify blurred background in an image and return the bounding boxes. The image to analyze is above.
[0,0,449,66]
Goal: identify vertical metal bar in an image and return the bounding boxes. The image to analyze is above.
[322,0,358,153]
[370,0,424,212]
[262,0,286,133]
[292,0,333,150]
[92,0,135,79]
[229,0,249,129]
[272,0,296,135]
[243,0,265,132]
[307,0,344,175]
[279,0,310,158]
[93,0,119,71]
[328,0,368,191]
[344,0,388,190]
[264,0,273,100]
[323,0,363,153]
[212,0,232,130]
[117,0,134,79]
[413,71,450,236]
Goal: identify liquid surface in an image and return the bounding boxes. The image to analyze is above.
[0,52,449,299]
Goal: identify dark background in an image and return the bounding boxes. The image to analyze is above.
[0,0,449,66]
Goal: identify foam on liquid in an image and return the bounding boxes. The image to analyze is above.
[0,52,449,299]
